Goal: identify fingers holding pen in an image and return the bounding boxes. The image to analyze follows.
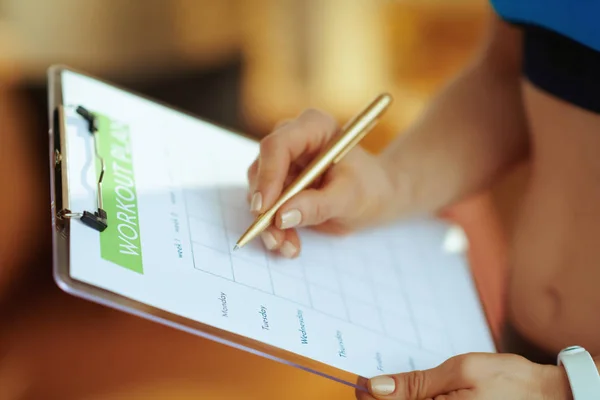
[245,108,372,258]
[249,110,339,214]
[274,171,355,230]
[259,226,301,258]
[254,180,348,258]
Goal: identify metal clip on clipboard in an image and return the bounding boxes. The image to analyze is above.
[54,105,108,232]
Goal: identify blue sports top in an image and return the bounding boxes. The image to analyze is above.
[490,1,600,51]
[489,0,600,113]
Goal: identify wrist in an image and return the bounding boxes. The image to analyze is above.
[532,353,600,400]
[547,365,575,400]
[553,347,600,400]
[377,151,420,220]
[378,134,462,219]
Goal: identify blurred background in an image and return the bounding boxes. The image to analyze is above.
[0,0,527,398]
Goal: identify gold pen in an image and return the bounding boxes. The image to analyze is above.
[234,92,393,250]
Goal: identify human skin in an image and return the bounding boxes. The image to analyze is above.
[247,10,600,396]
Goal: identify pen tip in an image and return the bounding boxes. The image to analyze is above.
[233,244,240,252]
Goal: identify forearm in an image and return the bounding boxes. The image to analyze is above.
[381,59,529,217]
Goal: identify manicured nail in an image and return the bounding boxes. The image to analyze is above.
[280,241,297,258]
[280,209,302,229]
[369,376,395,396]
[260,231,277,250]
[250,192,262,213]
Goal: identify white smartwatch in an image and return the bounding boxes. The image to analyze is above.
[557,346,600,399]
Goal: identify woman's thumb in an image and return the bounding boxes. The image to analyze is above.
[366,355,473,399]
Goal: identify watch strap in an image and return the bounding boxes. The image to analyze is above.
[557,346,600,400]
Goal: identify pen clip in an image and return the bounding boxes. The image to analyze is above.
[332,119,378,164]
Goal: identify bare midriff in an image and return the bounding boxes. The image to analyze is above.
[507,80,600,356]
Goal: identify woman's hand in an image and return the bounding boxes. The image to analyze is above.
[247,109,401,258]
[357,353,572,400]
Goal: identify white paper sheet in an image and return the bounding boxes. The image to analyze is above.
[61,69,495,381]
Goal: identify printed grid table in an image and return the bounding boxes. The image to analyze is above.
[183,186,453,358]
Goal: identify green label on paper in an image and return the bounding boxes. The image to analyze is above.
[95,114,144,274]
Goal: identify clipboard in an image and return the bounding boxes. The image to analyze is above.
[48,65,497,392]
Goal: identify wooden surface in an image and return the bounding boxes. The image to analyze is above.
[0,85,43,303]
[0,0,243,83]
[1,288,354,399]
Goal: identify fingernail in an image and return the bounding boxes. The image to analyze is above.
[260,231,277,250]
[369,376,395,396]
[280,241,297,258]
[250,192,262,213]
[280,209,302,229]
